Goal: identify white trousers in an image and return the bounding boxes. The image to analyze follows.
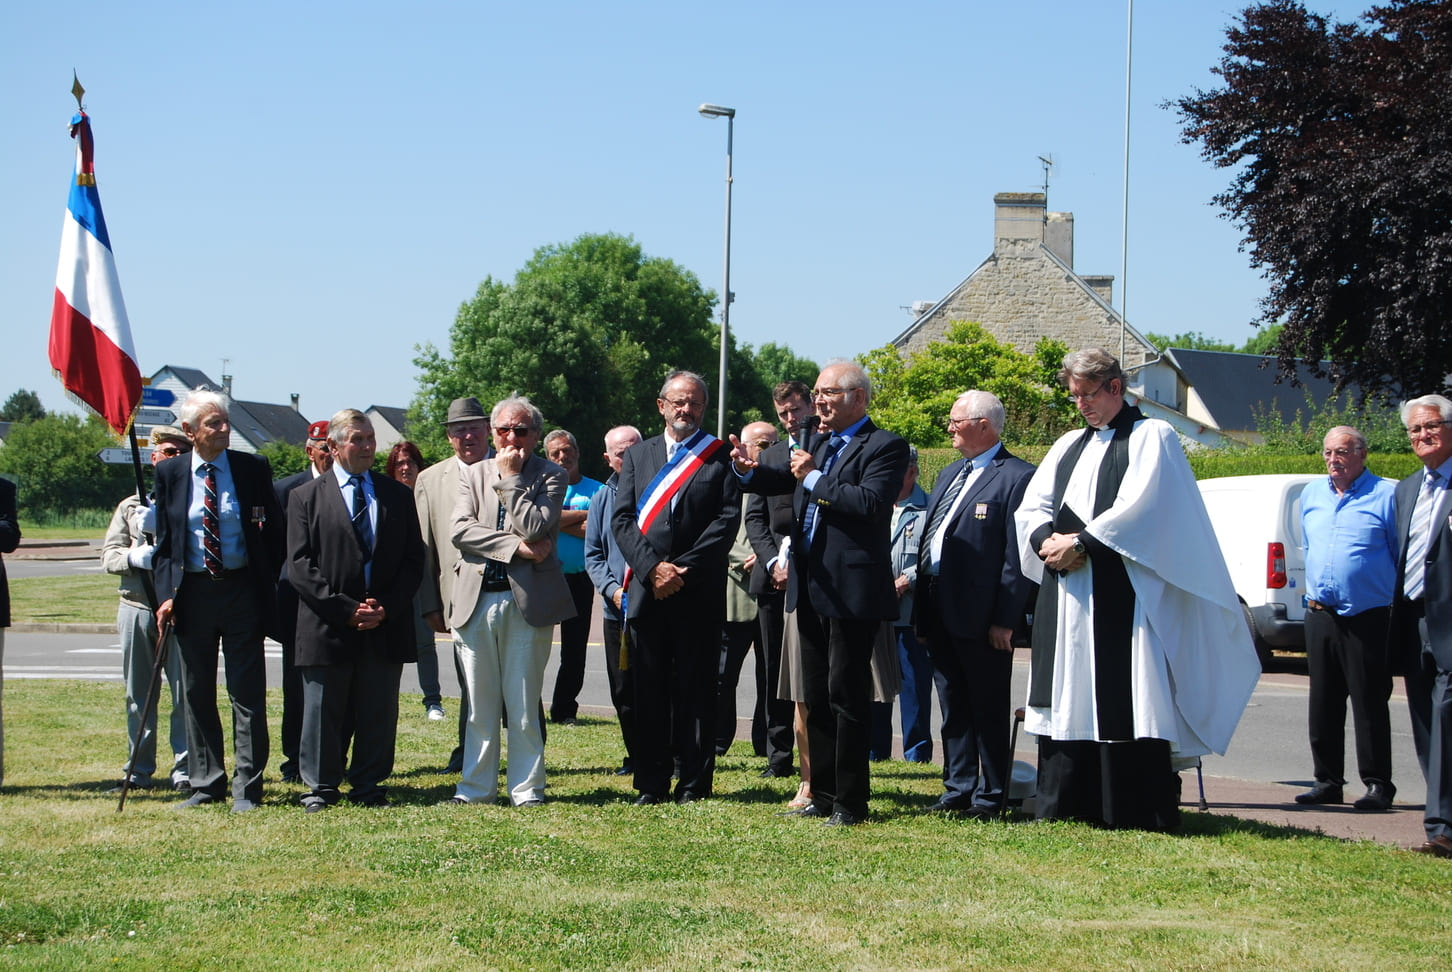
[453,590,552,804]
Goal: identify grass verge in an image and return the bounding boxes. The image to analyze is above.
[0,679,1449,970]
[8,574,117,625]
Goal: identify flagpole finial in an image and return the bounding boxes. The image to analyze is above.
[71,71,85,111]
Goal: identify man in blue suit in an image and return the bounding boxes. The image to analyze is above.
[1393,394,1452,857]
[732,360,909,826]
[914,390,1035,817]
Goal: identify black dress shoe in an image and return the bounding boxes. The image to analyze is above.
[1294,782,1343,805]
[613,764,632,777]
[634,793,664,806]
[677,792,707,804]
[921,798,971,815]
[172,791,219,810]
[1413,834,1452,858]
[1353,784,1393,811]
[824,810,865,827]
[780,803,830,818]
[963,804,999,820]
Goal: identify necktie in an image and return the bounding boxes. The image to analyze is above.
[802,434,845,541]
[201,463,223,576]
[1404,470,1442,600]
[920,460,969,564]
[350,474,374,559]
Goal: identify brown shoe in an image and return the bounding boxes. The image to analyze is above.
[1412,835,1452,858]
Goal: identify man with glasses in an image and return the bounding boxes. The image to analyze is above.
[1296,426,1399,812]
[415,397,492,773]
[613,370,741,805]
[915,392,1035,817]
[450,397,574,806]
[731,361,909,826]
[1392,396,1452,855]
[272,419,334,783]
[100,426,193,794]
[1015,348,1258,831]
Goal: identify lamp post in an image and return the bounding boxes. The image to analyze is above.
[699,103,735,439]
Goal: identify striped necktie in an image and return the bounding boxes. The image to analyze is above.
[802,434,845,542]
[201,463,223,576]
[920,460,969,562]
[1404,470,1442,601]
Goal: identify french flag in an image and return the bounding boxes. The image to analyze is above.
[48,110,142,436]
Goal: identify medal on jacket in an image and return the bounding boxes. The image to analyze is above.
[251,506,267,527]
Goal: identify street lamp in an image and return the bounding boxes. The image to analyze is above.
[699,103,735,439]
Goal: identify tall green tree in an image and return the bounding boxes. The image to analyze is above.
[1,389,46,423]
[1174,0,1452,399]
[0,414,133,515]
[750,342,821,395]
[861,322,1076,447]
[1146,330,1240,353]
[414,233,801,476]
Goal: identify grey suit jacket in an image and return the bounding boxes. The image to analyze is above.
[449,454,576,630]
[1393,470,1452,669]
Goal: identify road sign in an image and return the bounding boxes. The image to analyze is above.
[98,448,136,465]
[140,387,175,407]
[135,407,176,426]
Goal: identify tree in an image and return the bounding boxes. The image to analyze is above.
[414,233,802,477]
[1145,331,1240,353]
[1174,0,1452,400]
[1,389,46,423]
[0,413,133,515]
[750,342,821,395]
[861,322,1077,447]
[1241,322,1285,356]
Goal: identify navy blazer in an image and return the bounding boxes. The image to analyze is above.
[286,471,425,666]
[912,447,1036,641]
[743,419,908,622]
[1392,470,1452,670]
[152,449,286,630]
[744,438,796,597]
[610,433,741,619]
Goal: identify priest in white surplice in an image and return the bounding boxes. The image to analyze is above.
[1015,348,1260,830]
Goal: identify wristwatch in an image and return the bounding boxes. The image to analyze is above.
[1071,536,1087,555]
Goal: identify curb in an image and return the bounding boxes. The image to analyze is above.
[9,622,115,634]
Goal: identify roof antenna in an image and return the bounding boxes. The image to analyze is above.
[1038,154,1054,206]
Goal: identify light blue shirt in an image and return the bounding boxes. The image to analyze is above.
[185,451,247,572]
[1300,468,1397,616]
[559,475,604,574]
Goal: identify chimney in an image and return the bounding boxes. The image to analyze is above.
[993,192,1045,254]
[221,373,233,398]
[290,393,300,413]
[1044,211,1074,268]
[1082,275,1115,304]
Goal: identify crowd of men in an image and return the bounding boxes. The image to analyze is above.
[41,349,1448,853]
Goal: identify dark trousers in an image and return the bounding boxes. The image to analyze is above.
[299,657,402,806]
[601,614,636,764]
[796,596,877,819]
[1403,614,1452,840]
[928,629,1012,807]
[1036,737,1180,831]
[550,572,597,721]
[871,626,938,762]
[174,573,269,803]
[755,593,796,773]
[1306,605,1394,790]
[716,618,766,756]
[630,597,719,800]
[278,636,303,778]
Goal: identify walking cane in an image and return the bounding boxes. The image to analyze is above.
[116,614,174,812]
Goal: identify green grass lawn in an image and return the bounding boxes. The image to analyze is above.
[8,574,117,625]
[0,679,1449,970]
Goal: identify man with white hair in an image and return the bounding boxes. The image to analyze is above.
[153,389,286,812]
[1392,394,1452,856]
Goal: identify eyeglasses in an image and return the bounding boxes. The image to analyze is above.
[1068,383,1109,404]
[1408,420,1449,437]
[1322,447,1363,459]
[946,416,979,431]
[157,446,187,457]
[810,386,849,399]
[495,426,534,437]
[661,398,704,410]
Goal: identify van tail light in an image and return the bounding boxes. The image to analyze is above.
[1267,542,1287,589]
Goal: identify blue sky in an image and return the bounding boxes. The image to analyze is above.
[0,0,1371,426]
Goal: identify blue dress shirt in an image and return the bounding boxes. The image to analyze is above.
[1300,468,1397,616]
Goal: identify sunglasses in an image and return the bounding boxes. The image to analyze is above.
[495,426,534,437]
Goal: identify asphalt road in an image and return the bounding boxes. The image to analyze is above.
[1,625,1426,808]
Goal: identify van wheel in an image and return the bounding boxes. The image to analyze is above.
[1241,603,1274,670]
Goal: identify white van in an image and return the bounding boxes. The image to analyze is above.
[1196,474,1318,668]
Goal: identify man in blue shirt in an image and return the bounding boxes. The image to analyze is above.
[543,430,604,726]
[1298,425,1399,811]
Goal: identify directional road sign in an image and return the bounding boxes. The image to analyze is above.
[140,387,175,407]
[135,407,177,426]
[98,448,136,465]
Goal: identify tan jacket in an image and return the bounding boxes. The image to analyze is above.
[449,454,576,630]
[414,456,462,621]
